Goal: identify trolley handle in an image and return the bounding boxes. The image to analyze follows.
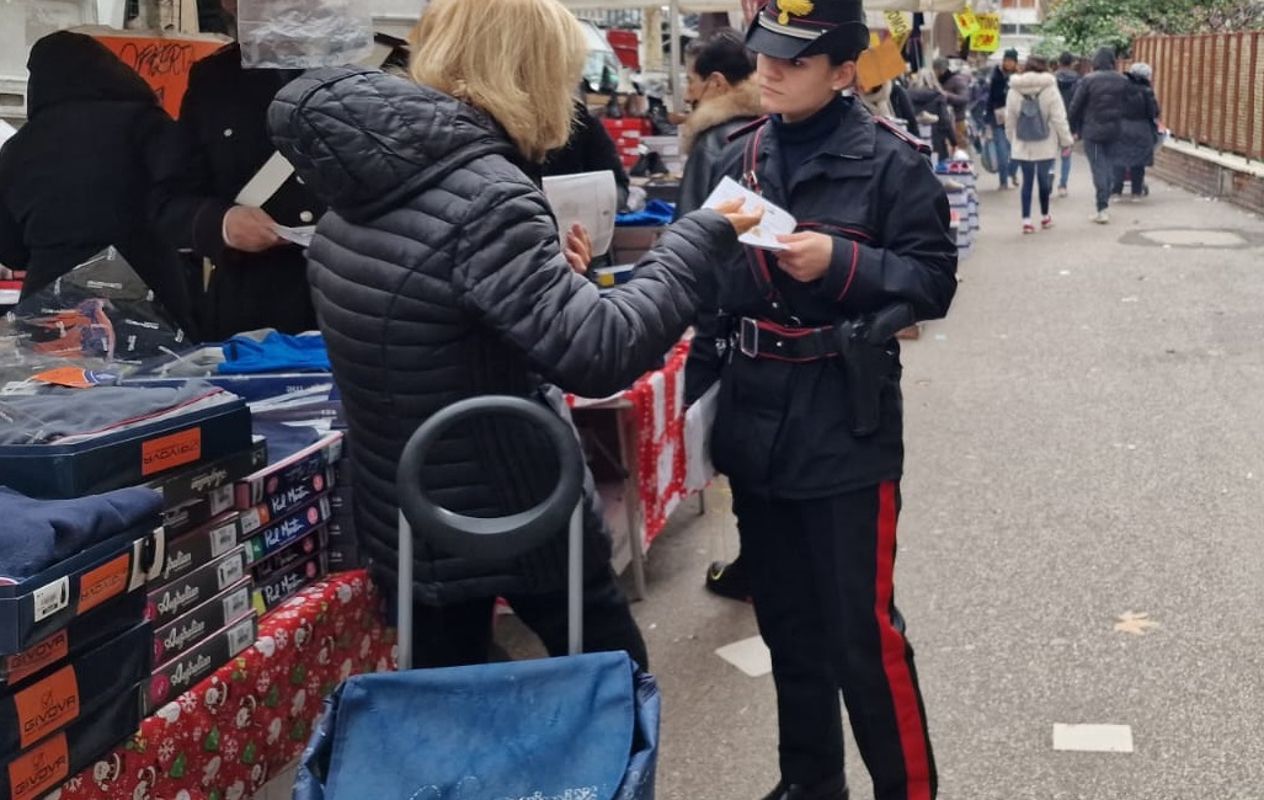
[394,395,586,669]
[396,395,583,559]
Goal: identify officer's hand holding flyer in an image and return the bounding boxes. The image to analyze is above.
[702,177,796,251]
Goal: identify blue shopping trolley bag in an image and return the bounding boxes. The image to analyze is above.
[294,652,660,800]
[293,396,660,800]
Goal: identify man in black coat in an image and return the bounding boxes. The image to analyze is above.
[542,99,631,212]
[0,32,192,330]
[1069,47,1130,223]
[1054,52,1082,196]
[988,48,1021,188]
[151,0,324,340]
[689,2,957,797]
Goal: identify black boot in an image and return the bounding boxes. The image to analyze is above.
[758,774,849,800]
[704,556,750,601]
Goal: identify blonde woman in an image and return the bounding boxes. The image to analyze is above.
[268,0,759,668]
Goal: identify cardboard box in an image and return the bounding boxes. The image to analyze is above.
[251,555,326,617]
[252,528,326,582]
[0,592,146,688]
[242,496,332,564]
[235,466,335,539]
[151,579,252,666]
[148,615,256,711]
[0,623,150,759]
[0,683,144,800]
[234,432,343,509]
[0,528,164,656]
[145,547,247,628]
[146,439,268,511]
[156,514,242,586]
[0,397,251,500]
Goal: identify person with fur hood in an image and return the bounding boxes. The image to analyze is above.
[1005,55,1073,234]
[675,29,762,215]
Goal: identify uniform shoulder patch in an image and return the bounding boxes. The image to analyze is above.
[727,116,771,143]
[875,116,933,156]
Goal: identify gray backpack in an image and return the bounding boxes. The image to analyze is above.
[1016,93,1049,141]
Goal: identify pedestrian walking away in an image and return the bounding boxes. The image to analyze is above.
[688,1,958,796]
[1005,55,1073,233]
[1112,62,1161,201]
[988,48,1021,189]
[1053,52,1082,196]
[1068,47,1130,223]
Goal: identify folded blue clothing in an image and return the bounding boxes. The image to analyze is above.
[220,332,330,375]
[253,421,325,464]
[616,199,676,227]
[0,485,162,582]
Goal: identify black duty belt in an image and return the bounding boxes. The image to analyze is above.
[736,317,840,362]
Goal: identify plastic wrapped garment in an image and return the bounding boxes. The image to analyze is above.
[294,652,661,800]
[0,247,187,385]
[237,0,373,69]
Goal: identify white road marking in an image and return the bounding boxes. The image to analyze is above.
[715,635,772,678]
[1052,723,1134,753]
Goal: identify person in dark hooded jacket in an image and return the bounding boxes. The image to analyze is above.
[0,32,192,330]
[268,0,757,669]
[1112,62,1160,199]
[1069,47,1131,223]
[676,28,762,217]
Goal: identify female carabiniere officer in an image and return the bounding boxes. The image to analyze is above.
[688,1,958,798]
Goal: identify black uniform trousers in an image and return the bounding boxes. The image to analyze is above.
[732,481,936,800]
[409,566,648,670]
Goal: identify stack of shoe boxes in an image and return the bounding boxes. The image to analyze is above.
[144,439,269,711]
[233,432,344,617]
[0,521,163,800]
[936,158,979,260]
[327,445,359,571]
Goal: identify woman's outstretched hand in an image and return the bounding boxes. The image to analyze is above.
[714,197,765,237]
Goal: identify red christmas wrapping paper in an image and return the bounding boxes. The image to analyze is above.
[57,570,395,800]
[568,341,695,549]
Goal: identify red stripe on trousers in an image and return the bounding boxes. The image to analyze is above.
[875,481,932,800]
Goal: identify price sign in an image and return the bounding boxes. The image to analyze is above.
[972,13,1001,53]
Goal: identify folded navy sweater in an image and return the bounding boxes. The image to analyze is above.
[0,485,162,583]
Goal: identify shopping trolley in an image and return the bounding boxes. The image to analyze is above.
[293,396,660,800]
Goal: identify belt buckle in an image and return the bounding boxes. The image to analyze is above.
[739,317,759,358]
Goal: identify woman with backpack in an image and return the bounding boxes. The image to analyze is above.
[1005,55,1073,233]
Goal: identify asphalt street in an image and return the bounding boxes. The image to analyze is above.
[506,154,1264,800]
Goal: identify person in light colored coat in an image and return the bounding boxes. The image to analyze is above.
[1005,55,1073,233]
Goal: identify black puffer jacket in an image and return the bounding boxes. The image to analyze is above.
[0,32,191,329]
[1069,48,1131,143]
[268,67,736,605]
[1116,74,1160,168]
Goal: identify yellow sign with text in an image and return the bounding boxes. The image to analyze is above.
[884,11,912,48]
[972,12,1001,53]
[953,7,980,38]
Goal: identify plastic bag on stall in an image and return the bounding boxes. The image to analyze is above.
[237,0,373,69]
[0,247,187,386]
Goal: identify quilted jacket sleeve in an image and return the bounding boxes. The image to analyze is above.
[452,179,737,398]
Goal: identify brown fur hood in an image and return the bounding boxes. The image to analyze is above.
[680,79,763,155]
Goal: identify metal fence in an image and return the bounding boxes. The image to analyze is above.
[1132,33,1264,161]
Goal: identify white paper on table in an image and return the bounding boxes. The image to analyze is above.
[702,176,797,251]
[273,224,316,247]
[542,170,617,257]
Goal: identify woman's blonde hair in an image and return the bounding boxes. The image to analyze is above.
[410,0,588,162]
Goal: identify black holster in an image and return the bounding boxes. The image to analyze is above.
[834,304,915,436]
